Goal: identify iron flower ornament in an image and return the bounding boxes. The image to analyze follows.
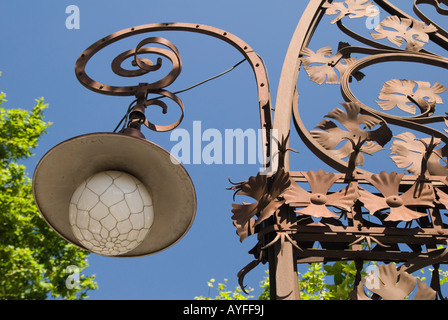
[357,171,435,221]
[283,169,358,219]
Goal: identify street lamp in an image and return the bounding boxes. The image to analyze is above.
[33,132,196,257]
[33,22,272,259]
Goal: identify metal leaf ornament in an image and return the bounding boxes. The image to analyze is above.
[311,102,392,166]
[301,46,361,85]
[229,168,291,242]
[351,264,436,300]
[370,15,437,51]
[282,169,358,219]
[357,171,434,221]
[323,0,377,24]
[390,132,447,176]
[377,79,446,115]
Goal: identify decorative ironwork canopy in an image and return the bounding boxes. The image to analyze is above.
[230,0,448,300]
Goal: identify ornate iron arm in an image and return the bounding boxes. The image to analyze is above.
[75,22,273,154]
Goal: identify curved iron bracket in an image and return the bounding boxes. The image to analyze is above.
[75,23,272,137]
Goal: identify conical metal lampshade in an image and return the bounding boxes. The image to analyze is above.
[33,132,196,257]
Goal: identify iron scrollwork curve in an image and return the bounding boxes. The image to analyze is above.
[75,22,273,139]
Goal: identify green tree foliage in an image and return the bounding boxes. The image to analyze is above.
[0,91,97,300]
[196,263,354,300]
[197,261,447,300]
[322,261,360,300]
[195,278,254,300]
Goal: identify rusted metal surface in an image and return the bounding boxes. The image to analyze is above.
[273,0,328,171]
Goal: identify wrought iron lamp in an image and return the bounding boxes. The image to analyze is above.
[33,23,271,259]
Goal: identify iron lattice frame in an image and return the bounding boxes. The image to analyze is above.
[73,0,448,299]
[230,0,448,300]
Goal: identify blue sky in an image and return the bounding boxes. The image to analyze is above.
[0,1,447,300]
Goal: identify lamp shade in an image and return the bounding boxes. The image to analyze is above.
[32,132,196,257]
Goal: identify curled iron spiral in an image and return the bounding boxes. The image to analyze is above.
[75,22,273,139]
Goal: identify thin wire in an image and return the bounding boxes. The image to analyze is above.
[113,58,247,132]
[177,58,247,94]
[113,98,138,133]
[147,58,247,102]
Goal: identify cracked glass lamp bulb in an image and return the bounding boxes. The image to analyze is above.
[69,170,154,256]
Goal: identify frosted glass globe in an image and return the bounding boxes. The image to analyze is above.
[69,171,154,256]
